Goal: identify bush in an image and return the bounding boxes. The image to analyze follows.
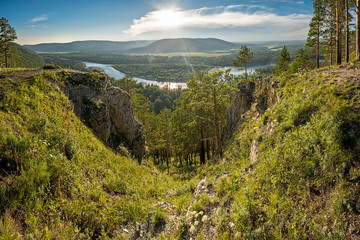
[152,208,167,229]
[43,64,61,69]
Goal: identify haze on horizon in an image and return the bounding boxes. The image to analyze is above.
[2,0,314,45]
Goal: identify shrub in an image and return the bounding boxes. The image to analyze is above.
[43,64,61,69]
[152,208,167,229]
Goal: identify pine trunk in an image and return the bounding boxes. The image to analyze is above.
[206,139,210,161]
[345,0,349,63]
[4,48,8,68]
[244,64,248,81]
[166,135,170,173]
[330,24,334,65]
[316,18,320,68]
[336,0,342,64]
[199,130,205,164]
[212,87,222,157]
[330,5,335,65]
[357,0,360,60]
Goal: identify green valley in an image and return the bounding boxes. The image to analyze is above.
[1,0,360,239]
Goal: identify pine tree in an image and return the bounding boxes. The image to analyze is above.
[0,17,17,68]
[176,70,235,161]
[232,45,253,81]
[345,0,350,62]
[350,0,360,59]
[335,0,344,64]
[276,46,291,73]
[290,48,311,73]
[323,0,336,65]
[306,0,326,68]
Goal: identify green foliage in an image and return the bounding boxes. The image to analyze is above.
[13,44,45,68]
[0,17,17,68]
[152,208,167,228]
[175,194,191,214]
[0,134,30,174]
[305,0,326,68]
[113,63,209,82]
[223,71,360,239]
[42,54,86,70]
[142,84,181,114]
[276,46,291,73]
[289,48,311,73]
[0,43,45,68]
[43,64,61,69]
[233,45,254,80]
[0,70,176,238]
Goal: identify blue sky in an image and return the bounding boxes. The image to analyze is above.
[1,0,314,44]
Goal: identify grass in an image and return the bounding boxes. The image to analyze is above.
[0,69,179,238]
[1,65,360,239]
[218,70,360,239]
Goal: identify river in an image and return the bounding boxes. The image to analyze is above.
[83,61,274,89]
[83,61,187,89]
[218,63,275,75]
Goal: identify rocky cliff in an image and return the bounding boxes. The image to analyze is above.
[222,78,279,142]
[61,72,145,158]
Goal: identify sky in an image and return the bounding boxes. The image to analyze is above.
[1,0,314,45]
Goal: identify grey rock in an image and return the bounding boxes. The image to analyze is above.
[249,139,259,164]
[222,78,279,142]
[222,81,255,142]
[62,72,145,158]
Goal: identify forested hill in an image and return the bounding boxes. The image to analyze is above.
[24,40,153,53]
[126,38,239,53]
[0,43,44,68]
[24,38,241,54]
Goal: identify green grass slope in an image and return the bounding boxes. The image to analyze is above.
[163,65,360,239]
[215,66,360,239]
[0,69,176,239]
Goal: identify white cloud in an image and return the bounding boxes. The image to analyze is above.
[29,15,48,23]
[124,5,312,37]
[27,14,48,28]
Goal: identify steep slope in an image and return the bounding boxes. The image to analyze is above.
[59,71,145,157]
[24,40,153,53]
[0,69,174,239]
[128,38,238,54]
[1,65,360,239]
[176,65,360,239]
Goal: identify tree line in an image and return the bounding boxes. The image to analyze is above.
[306,0,360,68]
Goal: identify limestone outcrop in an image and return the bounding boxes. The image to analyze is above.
[222,81,255,142]
[222,78,279,142]
[61,72,145,158]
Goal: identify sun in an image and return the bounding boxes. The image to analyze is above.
[154,8,183,28]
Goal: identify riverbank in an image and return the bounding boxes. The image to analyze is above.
[83,61,187,89]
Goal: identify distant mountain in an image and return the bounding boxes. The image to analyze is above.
[24,40,154,53]
[23,38,306,55]
[127,38,239,53]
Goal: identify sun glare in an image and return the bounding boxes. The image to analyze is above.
[154,9,183,28]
